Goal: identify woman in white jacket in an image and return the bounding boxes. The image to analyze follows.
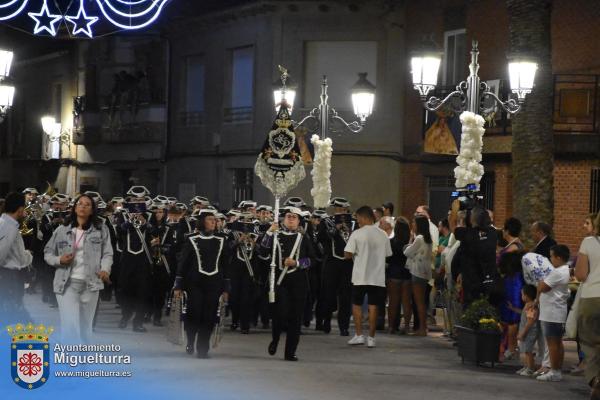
[404,215,433,336]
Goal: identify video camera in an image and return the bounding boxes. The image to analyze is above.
[451,184,483,211]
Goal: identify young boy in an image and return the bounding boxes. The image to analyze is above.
[513,284,539,376]
[536,244,571,382]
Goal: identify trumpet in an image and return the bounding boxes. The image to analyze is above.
[19,201,44,236]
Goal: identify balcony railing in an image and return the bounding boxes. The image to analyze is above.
[178,111,205,127]
[223,107,252,123]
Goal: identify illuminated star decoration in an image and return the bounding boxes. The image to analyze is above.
[65,0,99,38]
[28,0,63,36]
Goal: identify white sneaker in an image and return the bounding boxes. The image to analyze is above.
[536,370,563,382]
[515,367,526,375]
[367,336,376,348]
[519,368,535,377]
[504,350,515,360]
[347,334,365,345]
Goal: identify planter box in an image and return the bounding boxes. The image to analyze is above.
[455,325,501,367]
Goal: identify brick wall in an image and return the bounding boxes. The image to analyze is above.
[485,160,599,253]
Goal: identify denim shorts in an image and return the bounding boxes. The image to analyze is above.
[411,275,429,286]
[541,321,565,338]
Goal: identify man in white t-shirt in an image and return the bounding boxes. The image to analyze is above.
[536,244,571,382]
[344,206,392,348]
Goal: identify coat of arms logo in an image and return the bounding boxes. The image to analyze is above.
[7,323,54,390]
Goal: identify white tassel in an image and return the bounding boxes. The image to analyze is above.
[454,111,486,189]
[310,134,333,209]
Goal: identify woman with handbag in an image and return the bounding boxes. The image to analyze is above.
[575,212,600,400]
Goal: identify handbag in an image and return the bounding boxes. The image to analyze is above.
[565,283,583,339]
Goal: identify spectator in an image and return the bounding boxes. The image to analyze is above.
[531,221,557,259]
[449,203,498,307]
[344,206,392,348]
[416,205,439,250]
[382,202,394,218]
[404,215,433,336]
[0,192,33,323]
[536,244,571,382]
[386,217,412,334]
[513,284,539,376]
[44,194,113,344]
[502,217,524,255]
[575,213,600,398]
[374,207,384,222]
[499,251,526,360]
[436,218,451,270]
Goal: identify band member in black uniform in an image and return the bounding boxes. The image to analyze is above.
[228,219,259,334]
[177,196,210,241]
[147,198,176,326]
[39,194,70,307]
[320,197,354,336]
[21,188,43,294]
[117,187,153,332]
[260,207,313,361]
[254,205,273,329]
[173,209,231,359]
[305,210,327,330]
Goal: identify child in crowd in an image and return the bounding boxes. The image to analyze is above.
[536,244,571,382]
[512,284,539,376]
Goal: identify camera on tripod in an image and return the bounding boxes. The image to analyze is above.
[451,183,483,211]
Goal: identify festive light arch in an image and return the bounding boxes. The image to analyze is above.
[0,0,172,38]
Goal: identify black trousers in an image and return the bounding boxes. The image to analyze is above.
[229,261,257,331]
[119,254,152,327]
[271,270,308,357]
[40,262,56,304]
[253,260,271,326]
[320,258,352,330]
[184,279,221,356]
[303,263,323,326]
[151,264,173,322]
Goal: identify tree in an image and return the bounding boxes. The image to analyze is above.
[506,0,554,243]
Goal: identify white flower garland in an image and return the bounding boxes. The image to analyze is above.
[310,134,333,209]
[454,111,485,189]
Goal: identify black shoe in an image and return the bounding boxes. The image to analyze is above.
[240,329,249,334]
[303,320,310,328]
[323,319,331,334]
[230,323,238,331]
[284,354,298,362]
[315,321,324,331]
[118,319,128,329]
[132,325,147,333]
[49,302,58,308]
[153,320,164,327]
[340,329,349,337]
[268,340,278,356]
[186,344,194,354]
[196,352,210,359]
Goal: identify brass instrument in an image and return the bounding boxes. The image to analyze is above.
[19,182,57,236]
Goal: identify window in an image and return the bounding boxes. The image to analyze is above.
[304,41,377,111]
[232,169,253,206]
[591,168,600,213]
[182,55,205,126]
[443,29,467,86]
[224,46,254,122]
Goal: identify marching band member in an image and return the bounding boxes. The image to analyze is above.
[228,216,260,334]
[173,209,231,359]
[260,206,313,361]
[148,197,176,326]
[117,186,153,332]
[21,188,42,295]
[305,210,327,330]
[254,205,274,329]
[320,197,355,336]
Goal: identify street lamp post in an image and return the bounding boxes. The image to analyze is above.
[411,40,537,118]
[273,66,376,139]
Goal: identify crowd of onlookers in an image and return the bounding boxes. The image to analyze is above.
[372,201,599,397]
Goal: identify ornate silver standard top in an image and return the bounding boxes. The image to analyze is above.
[413,40,537,118]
